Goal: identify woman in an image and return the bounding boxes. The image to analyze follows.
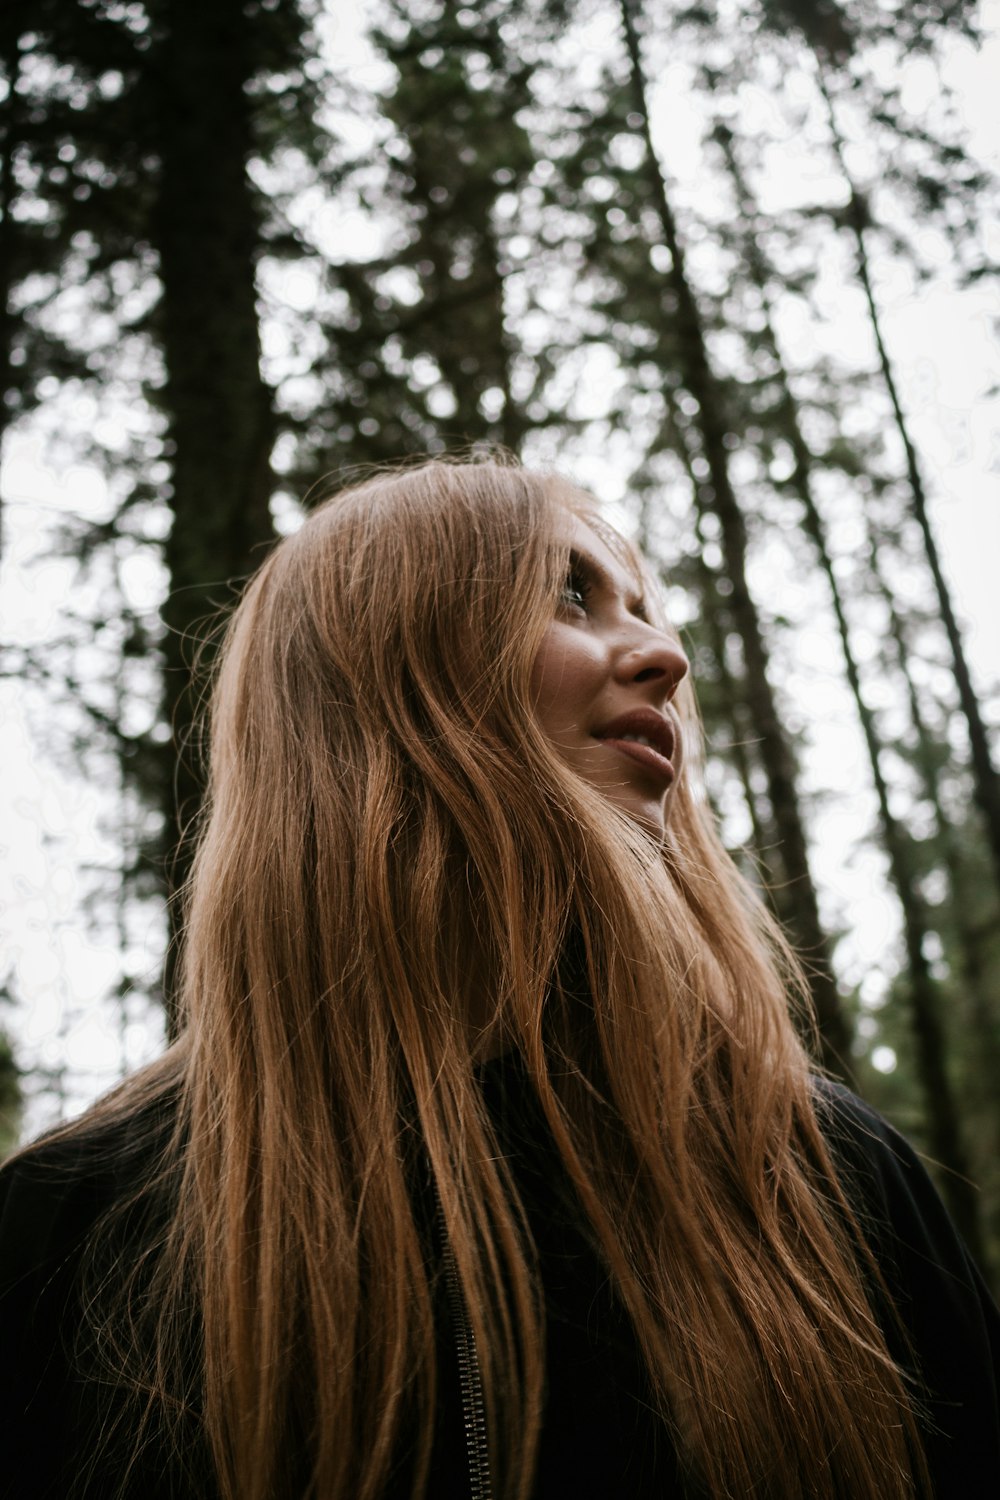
[1,457,997,1500]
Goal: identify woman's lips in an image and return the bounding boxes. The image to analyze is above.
[598,736,677,782]
[593,709,679,783]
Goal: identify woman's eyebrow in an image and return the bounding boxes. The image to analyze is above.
[567,545,601,581]
[568,545,647,615]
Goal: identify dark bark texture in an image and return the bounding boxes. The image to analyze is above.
[620,0,853,1074]
[152,0,276,1027]
[713,117,988,1264]
[820,76,1000,905]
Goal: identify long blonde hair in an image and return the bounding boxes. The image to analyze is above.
[67,458,924,1498]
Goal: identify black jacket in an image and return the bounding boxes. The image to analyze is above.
[2,1072,998,1499]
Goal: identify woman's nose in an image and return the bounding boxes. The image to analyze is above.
[614,628,689,695]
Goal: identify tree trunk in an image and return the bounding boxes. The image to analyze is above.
[365,6,533,460]
[866,511,1000,1194]
[153,0,276,1029]
[711,113,988,1263]
[652,398,775,870]
[619,0,853,1074]
[0,30,25,561]
[819,73,1000,902]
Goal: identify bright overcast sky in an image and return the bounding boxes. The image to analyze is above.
[1,1,998,1135]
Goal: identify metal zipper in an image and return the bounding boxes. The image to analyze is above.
[440,1228,494,1500]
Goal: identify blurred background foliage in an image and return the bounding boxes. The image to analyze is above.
[1,0,998,1282]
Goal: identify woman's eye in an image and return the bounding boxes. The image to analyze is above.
[559,571,590,611]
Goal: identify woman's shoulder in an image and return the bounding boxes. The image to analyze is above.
[810,1076,995,1303]
[0,1089,183,1500]
[0,1087,179,1290]
[812,1077,931,1202]
[812,1079,976,1250]
[812,1076,1000,1496]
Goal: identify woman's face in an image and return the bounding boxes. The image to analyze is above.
[530,513,689,839]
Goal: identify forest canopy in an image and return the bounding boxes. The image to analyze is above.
[0,0,998,1276]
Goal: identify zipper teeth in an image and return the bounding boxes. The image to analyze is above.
[441,1233,494,1500]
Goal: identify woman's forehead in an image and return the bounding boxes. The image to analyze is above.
[554,509,645,592]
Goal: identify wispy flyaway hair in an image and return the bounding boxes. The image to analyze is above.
[67,458,925,1499]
